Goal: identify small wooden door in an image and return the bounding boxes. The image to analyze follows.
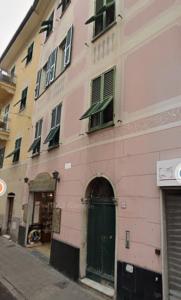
[86,178,115,285]
[7,197,14,234]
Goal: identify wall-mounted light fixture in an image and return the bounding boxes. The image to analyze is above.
[52,170,60,182]
[24,177,29,183]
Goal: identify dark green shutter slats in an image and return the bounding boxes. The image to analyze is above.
[96,0,104,13]
[103,69,114,99]
[80,102,99,120]
[80,68,115,121]
[96,96,113,113]
[50,48,58,82]
[85,0,104,24]
[97,1,114,14]
[80,96,113,120]
[46,48,58,86]
[64,26,73,67]
[44,125,60,144]
[92,77,101,103]
[35,70,42,98]
[28,138,40,152]
[6,138,21,158]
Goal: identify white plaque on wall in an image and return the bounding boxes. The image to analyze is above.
[65,163,71,170]
[157,158,181,186]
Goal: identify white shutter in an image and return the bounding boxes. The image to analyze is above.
[64,26,73,68]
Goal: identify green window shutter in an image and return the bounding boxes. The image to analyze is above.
[56,104,62,126]
[35,70,42,99]
[103,69,114,100]
[64,26,73,68]
[49,48,58,83]
[44,126,60,144]
[35,122,39,139]
[85,0,104,24]
[45,57,51,87]
[15,138,22,149]
[28,138,40,152]
[27,42,34,63]
[51,108,56,128]
[5,149,17,159]
[80,102,99,120]
[20,87,28,110]
[92,76,102,103]
[96,0,104,14]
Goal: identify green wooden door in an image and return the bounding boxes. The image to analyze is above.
[87,197,115,285]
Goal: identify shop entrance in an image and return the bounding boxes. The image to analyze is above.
[86,177,115,286]
[27,192,54,257]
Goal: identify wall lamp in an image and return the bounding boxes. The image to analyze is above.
[24,177,29,183]
[52,170,60,182]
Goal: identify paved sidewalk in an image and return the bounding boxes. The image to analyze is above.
[0,237,102,300]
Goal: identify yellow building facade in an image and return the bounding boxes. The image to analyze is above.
[0,0,49,241]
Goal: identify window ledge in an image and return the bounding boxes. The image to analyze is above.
[87,121,114,134]
[47,144,60,152]
[92,21,117,43]
[31,152,40,158]
[19,107,26,113]
[44,30,53,44]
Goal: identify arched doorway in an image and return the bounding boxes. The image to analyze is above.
[86,177,115,286]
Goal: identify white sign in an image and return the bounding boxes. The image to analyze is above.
[126,264,133,273]
[0,179,7,196]
[65,163,71,170]
[157,158,181,186]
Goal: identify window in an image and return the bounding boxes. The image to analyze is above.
[39,11,54,40]
[35,70,42,99]
[58,26,73,73]
[80,68,115,130]
[10,66,15,77]
[22,42,34,65]
[57,0,71,14]
[3,104,10,130]
[46,49,58,87]
[19,87,28,111]
[5,138,22,163]
[85,0,115,37]
[0,147,5,168]
[44,104,61,148]
[28,119,43,155]
[14,87,28,111]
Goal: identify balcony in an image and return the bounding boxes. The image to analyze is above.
[0,69,16,105]
[0,118,9,141]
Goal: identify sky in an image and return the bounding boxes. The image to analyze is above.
[0,0,34,56]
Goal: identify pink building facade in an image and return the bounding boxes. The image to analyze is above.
[19,1,181,299]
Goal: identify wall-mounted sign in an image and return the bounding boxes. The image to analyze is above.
[157,158,181,186]
[29,173,56,192]
[65,163,71,170]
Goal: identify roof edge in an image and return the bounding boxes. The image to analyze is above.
[0,0,39,65]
